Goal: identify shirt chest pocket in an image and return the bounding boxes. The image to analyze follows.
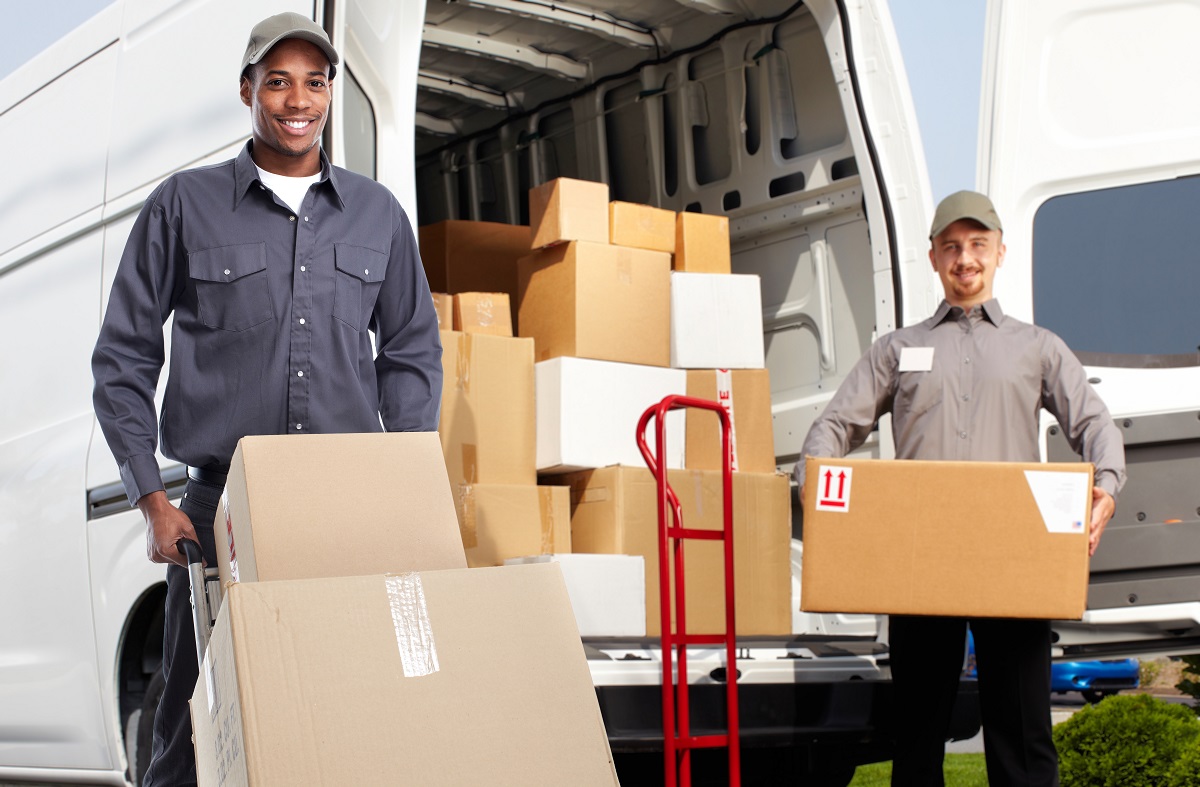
[333,244,388,332]
[189,243,272,331]
[896,367,945,419]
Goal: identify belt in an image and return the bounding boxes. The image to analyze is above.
[187,465,229,487]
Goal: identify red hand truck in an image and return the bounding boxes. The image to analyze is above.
[637,395,740,787]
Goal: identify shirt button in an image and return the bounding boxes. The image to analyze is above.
[223,269,230,276]
[297,371,304,377]
[304,216,309,222]
[964,357,971,364]
[364,269,369,276]
[289,215,296,222]
[959,431,968,439]
[296,424,303,430]
[300,266,306,272]
[299,318,306,325]
[962,394,970,401]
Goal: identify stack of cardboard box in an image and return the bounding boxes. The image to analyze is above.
[511,177,791,637]
[190,433,618,784]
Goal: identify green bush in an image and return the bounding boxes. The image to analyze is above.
[1166,743,1200,787]
[1054,694,1200,786]
[1177,655,1200,714]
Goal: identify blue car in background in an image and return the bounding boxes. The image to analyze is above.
[1051,658,1140,704]
[965,633,1139,703]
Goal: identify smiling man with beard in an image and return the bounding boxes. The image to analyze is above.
[91,12,442,786]
[795,191,1125,786]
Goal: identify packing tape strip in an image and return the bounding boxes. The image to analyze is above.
[384,574,441,678]
[457,483,478,548]
[539,487,554,554]
[454,332,471,392]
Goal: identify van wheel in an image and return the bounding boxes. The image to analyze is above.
[125,667,164,785]
[1081,689,1112,704]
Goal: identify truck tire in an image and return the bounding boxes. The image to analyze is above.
[125,666,164,785]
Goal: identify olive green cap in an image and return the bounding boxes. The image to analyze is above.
[930,190,1003,239]
[242,12,339,79]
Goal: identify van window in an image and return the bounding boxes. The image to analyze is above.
[1032,177,1200,365]
[342,69,377,179]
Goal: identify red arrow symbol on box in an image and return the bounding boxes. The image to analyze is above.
[824,469,833,498]
[837,471,846,498]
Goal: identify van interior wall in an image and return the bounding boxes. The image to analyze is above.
[414,3,877,473]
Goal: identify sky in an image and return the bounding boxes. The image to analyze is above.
[1,0,987,198]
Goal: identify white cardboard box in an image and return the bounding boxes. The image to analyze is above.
[536,357,687,473]
[505,554,646,637]
[670,272,765,369]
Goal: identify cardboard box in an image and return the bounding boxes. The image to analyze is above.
[671,272,765,369]
[609,201,676,253]
[418,220,531,329]
[685,369,776,472]
[506,554,646,637]
[452,292,513,337]
[439,331,536,487]
[800,457,1093,619]
[559,466,791,636]
[191,564,619,786]
[536,357,687,473]
[675,212,730,273]
[519,241,671,367]
[431,292,453,330]
[455,484,571,567]
[528,177,610,248]
[215,433,466,588]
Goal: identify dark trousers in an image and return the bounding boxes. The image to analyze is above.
[889,615,1058,787]
[142,479,221,787]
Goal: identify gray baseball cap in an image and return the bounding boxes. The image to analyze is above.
[929,190,1003,239]
[242,12,339,79]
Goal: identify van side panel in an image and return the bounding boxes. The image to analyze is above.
[0,233,109,769]
[0,46,116,258]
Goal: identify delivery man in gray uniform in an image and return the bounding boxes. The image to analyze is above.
[91,13,442,785]
[796,191,1125,786]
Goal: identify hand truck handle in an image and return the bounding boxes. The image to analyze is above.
[177,538,212,668]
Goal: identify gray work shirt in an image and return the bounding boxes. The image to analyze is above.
[798,299,1126,498]
[92,141,443,505]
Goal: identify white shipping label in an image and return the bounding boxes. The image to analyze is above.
[814,465,853,512]
[899,346,935,372]
[1024,470,1090,534]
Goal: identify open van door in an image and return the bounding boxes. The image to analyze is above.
[980,0,1200,657]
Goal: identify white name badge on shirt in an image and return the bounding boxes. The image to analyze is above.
[899,346,935,372]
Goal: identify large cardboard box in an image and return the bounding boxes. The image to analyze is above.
[528,177,610,248]
[418,220,531,328]
[685,369,776,473]
[439,331,536,487]
[609,201,676,253]
[506,554,646,637]
[675,212,730,273]
[191,564,619,786]
[671,272,765,369]
[452,292,513,337]
[536,356,687,473]
[455,484,571,567]
[518,241,671,367]
[800,457,1093,619]
[216,433,466,588]
[559,466,791,636]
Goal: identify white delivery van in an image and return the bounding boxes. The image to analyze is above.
[0,1,1195,785]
